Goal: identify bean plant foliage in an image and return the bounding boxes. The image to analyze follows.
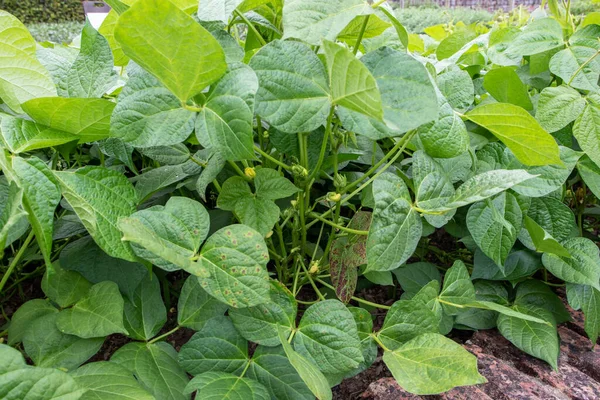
[0,0,599,398]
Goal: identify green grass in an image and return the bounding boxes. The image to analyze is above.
[26,21,84,43]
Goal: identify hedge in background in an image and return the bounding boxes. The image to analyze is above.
[1,0,84,23]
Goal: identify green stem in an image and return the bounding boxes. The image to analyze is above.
[353,14,370,55]
[234,9,267,46]
[316,278,391,309]
[255,146,292,171]
[371,333,391,352]
[0,231,35,293]
[307,107,335,182]
[227,160,251,181]
[299,258,326,300]
[148,326,180,344]
[309,212,368,235]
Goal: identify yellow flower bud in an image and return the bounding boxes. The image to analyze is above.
[309,261,319,274]
[244,167,256,179]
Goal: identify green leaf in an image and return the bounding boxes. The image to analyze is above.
[521,215,571,258]
[0,115,76,153]
[197,224,270,308]
[416,91,469,159]
[338,14,391,44]
[119,197,209,271]
[133,163,197,202]
[60,21,116,98]
[22,98,115,143]
[393,262,441,297]
[0,179,28,252]
[488,26,522,66]
[196,0,242,23]
[184,371,270,400]
[282,0,371,45]
[382,333,486,395]
[472,248,541,281]
[110,65,195,148]
[98,138,136,171]
[7,299,57,346]
[249,40,330,133]
[506,18,564,57]
[483,67,532,110]
[467,192,525,268]
[465,103,561,166]
[111,342,190,400]
[179,316,248,376]
[23,313,103,370]
[177,275,228,330]
[277,327,332,400]
[322,39,382,120]
[436,68,474,111]
[72,361,155,400]
[115,0,226,102]
[229,280,297,346]
[438,260,476,314]
[54,166,138,262]
[56,281,128,338]
[578,155,600,199]
[247,345,314,400]
[412,150,455,226]
[536,85,585,132]
[10,156,60,263]
[519,196,576,247]
[99,10,129,66]
[293,299,363,375]
[0,11,57,113]
[254,168,300,200]
[339,47,437,139]
[566,283,600,343]
[573,96,600,169]
[0,344,85,400]
[436,28,478,60]
[366,172,422,272]
[42,262,92,308]
[378,299,439,350]
[542,237,600,289]
[515,280,571,324]
[60,236,147,303]
[123,273,166,341]
[497,304,559,369]
[196,63,257,161]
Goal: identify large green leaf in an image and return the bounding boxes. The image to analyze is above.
[60,236,147,303]
[497,304,559,369]
[506,18,564,57]
[0,179,28,253]
[41,262,92,308]
[412,150,455,227]
[436,68,474,111]
[521,216,571,258]
[467,192,525,268]
[339,47,437,139]
[23,313,103,370]
[542,237,600,289]
[56,281,128,339]
[282,0,371,45]
[483,66,532,110]
[179,316,248,376]
[99,10,129,66]
[184,371,270,400]
[110,65,195,148]
[7,299,57,346]
[514,280,571,324]
[115,0,226,102]
[578,155,600,199]
[322,39,382,120]
[197,224,270,308]
[60,21,116,98]
[123,273,166,341]
[393,262,441,296]
[249,40,330,133]
[438,260,476,314]
[195,63,257,161]
[0,115,76,153]
[229,280,297,346]
[72,361,155,400]
[366,172,421,272]
[293,299,363,375]
[377,300,439,350]
[177,275,228,330]
[196,0,242,23]
[0,11,57,113]
[22,98,115,143]
[119,197,209,271]
[0,344,85,400]
[465,103,561,166]
[111,342,190,400]
[382,333,486,395]
[277,327,332,400]
[247,346,314,400]
[566,283,600,343]
[518,196,575,254]
[54,166,138,262]
[573,95,600,169]
[536,85,585,132]
[10,156,60,263]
